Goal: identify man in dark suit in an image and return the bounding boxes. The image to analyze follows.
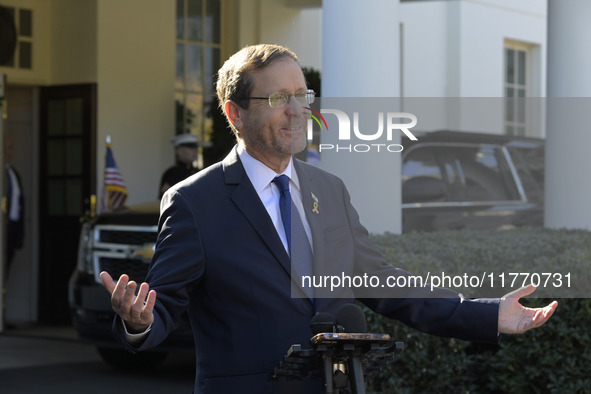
[100,44,557,393]
[4,136,24,274]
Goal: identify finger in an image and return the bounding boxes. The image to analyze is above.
[145,289,157,311]
[100,271,116,293]
[543,301,558,319]
[130,282,151,320]
[532,301,558,327]
[111,274,130,305]
[532,308,544,323]
[120,280,138,318]
[504,283,537,299]
[141,289,157,323]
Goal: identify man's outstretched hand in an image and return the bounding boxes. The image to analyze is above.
[100,271,156,333]
[498,284,558,334]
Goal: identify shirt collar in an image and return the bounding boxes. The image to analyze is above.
[237,143,300,194]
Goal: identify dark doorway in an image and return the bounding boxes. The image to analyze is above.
[39,84,96,323]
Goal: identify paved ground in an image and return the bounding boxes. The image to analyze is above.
[0,325,195,393]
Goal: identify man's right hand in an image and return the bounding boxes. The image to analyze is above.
[100,271,156,333]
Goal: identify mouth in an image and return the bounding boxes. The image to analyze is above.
[281,123,305,132]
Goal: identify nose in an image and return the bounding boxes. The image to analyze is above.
[286,95,303,115]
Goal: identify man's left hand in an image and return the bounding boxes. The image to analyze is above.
[498,284,558,334]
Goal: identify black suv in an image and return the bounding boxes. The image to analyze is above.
[402,130,544,232]
[68,203,192,368]
[69,130,544,367]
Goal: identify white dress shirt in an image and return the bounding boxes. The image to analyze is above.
[237,143,313,254]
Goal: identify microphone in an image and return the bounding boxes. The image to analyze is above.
[310,312,336,335]
[335,303,367,333]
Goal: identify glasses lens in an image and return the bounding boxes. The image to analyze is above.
[294,94,308,106]
[306,90,315,104]
[268,91,315,107]
[269,94,288,108]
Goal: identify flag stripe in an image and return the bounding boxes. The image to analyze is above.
[102,145,128,212]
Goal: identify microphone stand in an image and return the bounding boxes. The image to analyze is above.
[348,354,365,394]
[271,333,404,394]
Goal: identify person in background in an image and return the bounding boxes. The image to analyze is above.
[159,133,199,198]
[4,136,24,274]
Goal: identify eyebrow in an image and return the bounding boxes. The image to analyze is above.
[270,89,309,95]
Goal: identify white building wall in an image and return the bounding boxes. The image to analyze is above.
[237,0,322,71]
[241,0,547,101]
[400,0,547,136]
[458,1,547,97]
[96,0,175,205]
[320,0,402,234]
[399,1,449,98]
[401,0,546,98]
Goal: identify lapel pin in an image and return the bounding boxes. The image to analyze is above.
[311,192,319,214]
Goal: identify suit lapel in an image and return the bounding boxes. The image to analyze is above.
[294,160,326,279]
[222,148,292,276]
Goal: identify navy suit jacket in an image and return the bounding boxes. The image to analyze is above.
[114,147,499,393]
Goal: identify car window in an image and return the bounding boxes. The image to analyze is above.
[507,145,544,203]
[442,145,518,202]
[402,147,441,181]
[402,147,448,203]
[402,143,522,204]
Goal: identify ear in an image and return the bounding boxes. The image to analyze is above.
[224,100,244,131]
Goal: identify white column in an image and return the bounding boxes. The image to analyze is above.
[545,0,591,229]
[321,0,401,234]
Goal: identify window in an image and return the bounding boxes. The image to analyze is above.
[402,144,519,204]
[175,0,221,149]
[504,42,530,136]
[442,145,518,202]
[0,7,33,69]
[402,147,447,204]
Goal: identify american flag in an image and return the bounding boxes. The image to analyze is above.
[102,142,128,212]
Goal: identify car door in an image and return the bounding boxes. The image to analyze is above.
[401,142,529,232]
[438,143,525,231]
[402,144,469,232]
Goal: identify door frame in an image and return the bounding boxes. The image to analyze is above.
[38,83,96,323]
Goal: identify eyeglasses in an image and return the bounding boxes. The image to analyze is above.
[240,89,315,108]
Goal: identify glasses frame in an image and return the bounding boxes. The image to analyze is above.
[240,89,315,108]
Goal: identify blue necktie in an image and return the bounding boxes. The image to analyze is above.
[272,175,314,284]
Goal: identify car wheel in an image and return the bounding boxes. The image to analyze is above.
[96,346,168,370]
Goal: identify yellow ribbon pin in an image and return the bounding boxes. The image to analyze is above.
[311,192,319,214]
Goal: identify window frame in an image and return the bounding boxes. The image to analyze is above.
[175,0,223,154]
[504,40,533,137]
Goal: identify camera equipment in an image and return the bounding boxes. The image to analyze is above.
[271,304,404,394]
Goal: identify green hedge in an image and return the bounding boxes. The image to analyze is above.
[363,228,591,393]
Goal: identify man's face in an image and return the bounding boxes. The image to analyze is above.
[238,58,308,169]
[176,145,198,165]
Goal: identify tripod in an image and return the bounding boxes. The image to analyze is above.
[271,333,404,394]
